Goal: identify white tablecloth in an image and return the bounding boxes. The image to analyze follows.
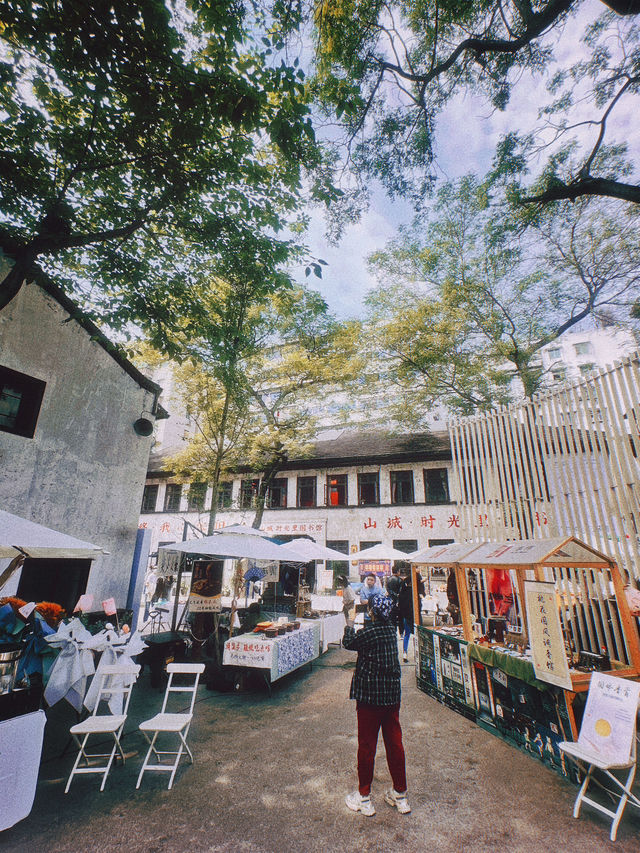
[0,710,46,831]
[311,613,346,652]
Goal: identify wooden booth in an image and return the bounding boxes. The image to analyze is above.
[410,537,640,778]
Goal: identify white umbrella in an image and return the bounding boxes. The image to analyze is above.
[279,538,350,562]
[348,543,412,561]
[159,532,309,562]
[0,510,105,560]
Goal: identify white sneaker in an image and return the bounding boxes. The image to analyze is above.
[346,791,376,816]
[402,653,409,662]
[384,789,411,814]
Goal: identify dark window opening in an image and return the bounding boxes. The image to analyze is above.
[188,482,207,512]
[266,477,288,508]
[326,474,348,507]
[297,476,317,508]
[358,472,380,506]
[0,365,46,438]
[217,482,233,509]
[326,540,349,581]
[424,468,450,503]
[390,470,414,505]
[393,538,418,571]
[17,558,91,616]
[163,483,182,512]
[141,484,159,513]
[240,478,260,509]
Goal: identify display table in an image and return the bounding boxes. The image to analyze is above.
[223,623,320,691]
[312,613,346,652]
[0,710,46,831]
[416,626,578,778]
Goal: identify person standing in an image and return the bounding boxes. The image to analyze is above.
[397,568,425,662]
[337,575,356,619]
[342,593,411,817]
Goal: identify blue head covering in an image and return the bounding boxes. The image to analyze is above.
[370,593,394,622]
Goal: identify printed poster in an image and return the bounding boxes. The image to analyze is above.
[524,580,572,690]
[579,673,640,764]
[189,559,223,612]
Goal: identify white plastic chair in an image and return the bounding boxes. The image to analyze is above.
[558,673,640,841]
[136,662,205,790]
[65,663,140,793]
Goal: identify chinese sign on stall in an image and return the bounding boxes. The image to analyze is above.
[524,580,572,690]
[189,560,223,612]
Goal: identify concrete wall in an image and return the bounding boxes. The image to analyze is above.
[0,279,158,606]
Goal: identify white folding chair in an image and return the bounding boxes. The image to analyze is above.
[65,663,140,793]
[136,662,205,790]
[559,673,640,842]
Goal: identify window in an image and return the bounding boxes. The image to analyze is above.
[574,341,593,356]
[217,482,233,509]
[266,477,288,508]
[141,484,159,513]
[163,483,182,512]
[240,478,260,508]
[187,482,207,512]
[297,476,316,508]
[358,472,380,506]
[580,363,595,375]
[551,368,566,382]
[326,540,349,579]
[326,473,348,507]
[393,539,418,571]
[424,468,450,503]
[547,347,562,360]
[390,470,414,505]
[0,366,46,438]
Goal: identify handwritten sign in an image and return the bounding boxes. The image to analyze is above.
[524,580,572,690]
[223,638,275,668]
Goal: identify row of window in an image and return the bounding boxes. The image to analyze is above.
[141,468,450,513]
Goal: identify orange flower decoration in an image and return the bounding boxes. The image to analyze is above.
[35,601,66,628]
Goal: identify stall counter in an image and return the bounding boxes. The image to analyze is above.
[223,622,320,684]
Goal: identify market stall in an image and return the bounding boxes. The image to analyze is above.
[410,537,640,776]
[222,620,320,694]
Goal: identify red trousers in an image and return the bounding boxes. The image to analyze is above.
[356,702,407,796]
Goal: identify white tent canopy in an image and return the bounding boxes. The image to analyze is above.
[159,532,310,562]
[279,538,349,562]
[0,510,105,560]
[408,537,613,568]
[349,542,412,561]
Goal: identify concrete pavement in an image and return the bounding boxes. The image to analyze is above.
[2,644,639,852]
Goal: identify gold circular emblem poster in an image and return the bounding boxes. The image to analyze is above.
[595,718,612,738]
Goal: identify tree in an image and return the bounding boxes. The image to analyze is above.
[362,173,640,420]
[153,283,363,530]
[0,0,331,334]
[301,0,640,208]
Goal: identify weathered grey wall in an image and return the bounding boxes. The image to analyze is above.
[0,278,157,606]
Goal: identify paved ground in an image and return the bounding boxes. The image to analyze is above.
[2,643,640,853]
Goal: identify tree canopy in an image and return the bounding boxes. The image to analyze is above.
[301,0,640,208]
[361,173,640,420]
[0,0,333,333]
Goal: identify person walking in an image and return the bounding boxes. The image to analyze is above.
[342,593,411,817]
[397,568,424,662]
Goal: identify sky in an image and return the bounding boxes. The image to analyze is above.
[301,0,639,321]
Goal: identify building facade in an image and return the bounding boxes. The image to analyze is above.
[139,429,459,585]
[0,270,163,612]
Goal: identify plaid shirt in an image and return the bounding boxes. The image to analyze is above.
[342,623,401,706]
